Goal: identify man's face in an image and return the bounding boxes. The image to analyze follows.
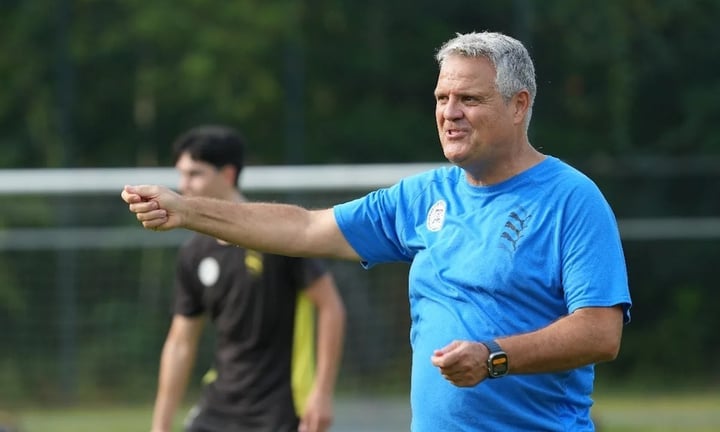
[434,55,518,168]
[175,152,232,198]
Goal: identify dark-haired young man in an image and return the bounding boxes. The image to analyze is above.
[150,126,345,432]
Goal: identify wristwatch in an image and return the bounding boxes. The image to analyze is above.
[481,340,509,378]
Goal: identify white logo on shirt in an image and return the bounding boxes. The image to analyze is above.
[426,200,447,232]
[198,257,220,287]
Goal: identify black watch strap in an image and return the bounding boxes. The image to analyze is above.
[481,339,509,378]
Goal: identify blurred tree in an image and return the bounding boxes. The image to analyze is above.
[0,1,60,167]
[71,0,299,166]
[1,0,718,167]
[0,0,298,167]
[532,0,720,158]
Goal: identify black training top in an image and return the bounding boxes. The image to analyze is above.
[174,233,326,430]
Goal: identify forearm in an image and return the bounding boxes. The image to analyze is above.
[499,306,623,374]
[312,296,346,396]
[182,198,355,259]
[151,341,198,432]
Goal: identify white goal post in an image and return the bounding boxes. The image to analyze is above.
[0,163,444,195]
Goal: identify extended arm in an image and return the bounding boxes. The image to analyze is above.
[299,273,346,432]
[122,185,359,260]
[151,315,205,432]
[431,305,624,386]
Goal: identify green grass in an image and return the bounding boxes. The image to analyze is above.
[17,406,166,432]
[593,392,720,432]
[11,392,720,432]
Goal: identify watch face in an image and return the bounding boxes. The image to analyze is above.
[489,352,509,377]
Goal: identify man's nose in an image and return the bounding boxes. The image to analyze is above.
[177,177,190,194]
[442,99,463,120]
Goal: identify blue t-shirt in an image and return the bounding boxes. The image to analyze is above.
[333,157,632,431]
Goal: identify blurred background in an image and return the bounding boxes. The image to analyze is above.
[1,0,719,431]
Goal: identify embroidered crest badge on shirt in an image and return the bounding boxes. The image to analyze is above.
[426,200,447,232]
[198,256,220,287]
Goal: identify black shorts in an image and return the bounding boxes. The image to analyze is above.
[184,405,300,432]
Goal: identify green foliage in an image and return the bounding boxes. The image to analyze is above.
[531,0,720,157]
[602,239,720,388]
[1,1,719,167]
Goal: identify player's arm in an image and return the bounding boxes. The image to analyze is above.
[431,305,624,386]
[300,273,346,432]
[123,185,359,261]
[496,305,624,373]
[151,314,205,432]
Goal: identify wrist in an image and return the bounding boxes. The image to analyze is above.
[480,340,509,378]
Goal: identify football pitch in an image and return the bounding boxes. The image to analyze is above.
[13,392,720,432]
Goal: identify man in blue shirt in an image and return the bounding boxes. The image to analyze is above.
[122,31,632,431]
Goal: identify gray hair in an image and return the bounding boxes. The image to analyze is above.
[436,32,536,130]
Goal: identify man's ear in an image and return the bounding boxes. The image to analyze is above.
[219,164,237,186]
[512,90,530,125]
